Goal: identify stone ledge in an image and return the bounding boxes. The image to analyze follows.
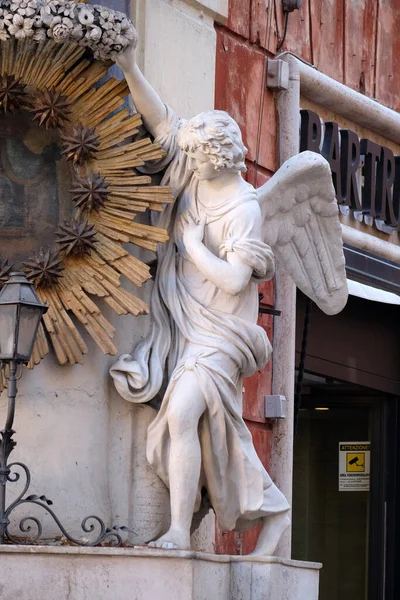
[0,545,321,600]
[0,543,322,566]
[191,0,228,23]
[178,0,228,23]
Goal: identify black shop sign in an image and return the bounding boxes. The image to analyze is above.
[300,109,400,229]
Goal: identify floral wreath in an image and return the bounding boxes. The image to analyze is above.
[0,7,172,391]
[0,0,137,60]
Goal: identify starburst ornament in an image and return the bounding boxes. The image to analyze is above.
[70,172,110,214]
[0,259,13,288]
[60,123,100,165]
[56,218,97,257]
[31,88,71,129]
[0,74,27,114]
[0,37,171,367]
[23,246,64,289]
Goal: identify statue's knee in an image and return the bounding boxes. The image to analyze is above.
[167,406,196,438]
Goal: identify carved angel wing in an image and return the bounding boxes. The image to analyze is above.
[256,151,348,315]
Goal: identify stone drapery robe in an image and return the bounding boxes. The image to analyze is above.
[110,108,290,531]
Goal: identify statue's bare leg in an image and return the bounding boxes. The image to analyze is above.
[248,512,291,557]
[148,372,206,550]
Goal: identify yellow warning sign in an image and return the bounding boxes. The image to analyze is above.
[339,441,370,491]
[346,453,365,472]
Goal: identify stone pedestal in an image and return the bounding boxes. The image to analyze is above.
[0,545,320,600]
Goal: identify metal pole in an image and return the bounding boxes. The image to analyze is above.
[0,360,17,544]
[5,361,17,433]
[269,59,300,559]
[0,358,132,546]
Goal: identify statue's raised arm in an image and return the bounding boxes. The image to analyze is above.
[113,44,167,139]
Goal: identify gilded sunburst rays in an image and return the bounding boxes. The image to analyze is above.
[0,37,173,368]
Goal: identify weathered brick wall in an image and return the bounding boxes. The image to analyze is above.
[214,4,277,554]
[214,0,396,555]
[232,0,398,108]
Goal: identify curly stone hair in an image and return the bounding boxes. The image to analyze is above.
[177,110,248,172]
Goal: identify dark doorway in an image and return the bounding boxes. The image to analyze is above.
[292,377,399,600]
[293,289,400,599]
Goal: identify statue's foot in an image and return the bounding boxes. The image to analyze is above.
[248,512,290,557]
[147,528,190,551]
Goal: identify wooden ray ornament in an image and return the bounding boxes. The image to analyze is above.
[0,35,173,368]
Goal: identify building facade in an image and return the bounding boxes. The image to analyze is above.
[214,2,400,598]
[0,0,399,598]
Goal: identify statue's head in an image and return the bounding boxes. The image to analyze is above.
[177,110,247,180]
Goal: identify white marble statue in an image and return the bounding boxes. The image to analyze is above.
[110,44,348,556]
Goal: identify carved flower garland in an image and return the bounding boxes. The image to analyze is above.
[0,37,172,378]
[0,0,137,59]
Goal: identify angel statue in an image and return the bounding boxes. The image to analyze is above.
[110,43,348,556]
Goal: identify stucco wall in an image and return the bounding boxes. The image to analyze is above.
[5,0,226,543]
[132,0,227,118]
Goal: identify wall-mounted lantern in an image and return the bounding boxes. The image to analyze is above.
[0,273,130,546]
[0,272,48,364]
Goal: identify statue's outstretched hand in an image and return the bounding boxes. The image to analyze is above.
[109,31,167,138]
[110,40,137,73]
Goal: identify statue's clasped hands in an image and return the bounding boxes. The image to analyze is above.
[181,212,206,254]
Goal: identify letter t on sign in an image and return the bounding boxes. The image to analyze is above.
[360,139,382,218]
[340,129,362,211]
[322,122,341,202]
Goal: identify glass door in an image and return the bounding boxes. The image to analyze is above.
[291,384,398,600]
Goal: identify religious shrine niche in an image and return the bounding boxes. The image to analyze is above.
[0,1,173,391]
[0,113,73,265]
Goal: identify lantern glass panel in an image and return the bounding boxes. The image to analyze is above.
[0,304,17,360]
[17,305,43,361]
